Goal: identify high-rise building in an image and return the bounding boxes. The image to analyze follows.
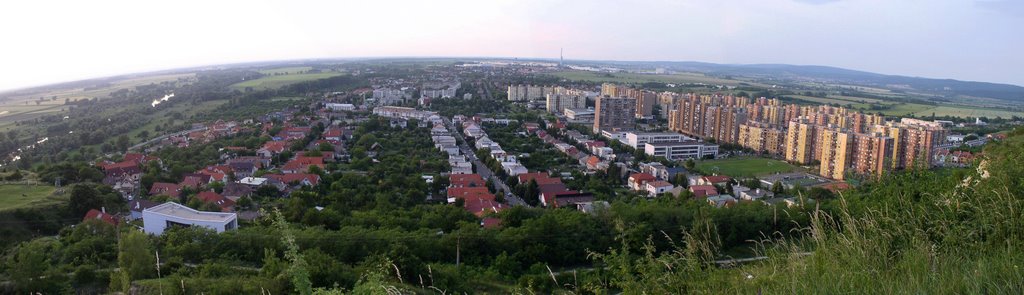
[545,93,586,114]
[593,96,636,133]
[818,128,855,180]
[507,85,554,101]
[600,83,620,97]
[784,119,819,165]
[852,132,894,179]
[635,91,657,118]
[738,122,785,155]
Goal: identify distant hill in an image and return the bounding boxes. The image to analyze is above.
[586,60,1024,103]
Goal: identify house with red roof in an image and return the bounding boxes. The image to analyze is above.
[698,175,732,187]
[324,129,344,141]
[150,182,181,198]
[281,156,325,174]
[179,174,212,190]
[257,141,290,158]
[196,191,235,212]
[449,174,486,188]
[628,173,657,191]
[688,185,719,198]
[463,198,505,217]
[447,187,494,203]
[83,209,119,226]
[264,173,321,187]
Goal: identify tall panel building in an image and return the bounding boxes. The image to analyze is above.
[593,96,637,133]
[819,128,855,180]
[545,93,586,114]
[852,132,894,179]
[784,119,819,165]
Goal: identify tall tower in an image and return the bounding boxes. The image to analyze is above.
[559,48,564,67]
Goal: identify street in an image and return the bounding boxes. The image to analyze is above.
[445,118,531,207]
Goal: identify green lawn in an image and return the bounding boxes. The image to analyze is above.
[230,72,343,91]
[694,157,800,178]
[0,184,62,211]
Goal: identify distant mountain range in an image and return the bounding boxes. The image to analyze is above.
[590,60,1024,103]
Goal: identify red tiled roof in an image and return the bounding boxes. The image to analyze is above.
[261,141,289,153]
[150,182,181,198]
[629,173,657,183]
[265,173,321,186]
[101,160,139,171]
[481,217,502,228]
[196,191,235,212]
[447,187,494,201]
[83,209,118,225]
[463,199,505,217]
[449,174,486,188]
[282,156,325,172]
[702,175,732,183]
[517,172,550,184]
[688,185,719,198]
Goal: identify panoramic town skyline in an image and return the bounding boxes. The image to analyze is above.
[1,0,1022,91]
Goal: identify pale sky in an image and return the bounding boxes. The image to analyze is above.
[1,0,1021,91]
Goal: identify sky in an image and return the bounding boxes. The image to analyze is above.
[0,0,1021,91]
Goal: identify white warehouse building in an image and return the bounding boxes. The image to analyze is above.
[142,202,238,235]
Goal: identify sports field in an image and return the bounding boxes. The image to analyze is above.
[694,157,800,177]
[0,184,61,211]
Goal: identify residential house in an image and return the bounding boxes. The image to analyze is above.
[142,202,238,235]
[627,173,657,191]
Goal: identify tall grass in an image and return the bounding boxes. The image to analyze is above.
[591,130,1024,294]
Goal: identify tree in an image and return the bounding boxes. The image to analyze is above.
[771,181,784,194]
[70,184,102,217]
[6,239,57,292]
[110,230,155,292]
[116,135,131,151]
[684,159,696,170]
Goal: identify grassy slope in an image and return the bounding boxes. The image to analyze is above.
[0,184,60,211]
[700,129,1024,293]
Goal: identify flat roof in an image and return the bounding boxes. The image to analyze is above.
[644,141,708,147]
[144,202,236,223]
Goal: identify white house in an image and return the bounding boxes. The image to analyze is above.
[142,202,238,235]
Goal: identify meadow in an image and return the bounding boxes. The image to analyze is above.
[230,72,344,91]
[0,184,61,211]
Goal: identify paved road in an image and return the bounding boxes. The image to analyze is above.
[445,118,530,207]
[128,126,208,151]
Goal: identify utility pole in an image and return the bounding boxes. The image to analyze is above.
[456,234,461,267]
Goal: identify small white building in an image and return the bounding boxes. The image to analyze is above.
[142,202,238,235]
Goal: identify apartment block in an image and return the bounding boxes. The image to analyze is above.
[593,96,637,133]
[545,93,586,114]
[818,128,855,180]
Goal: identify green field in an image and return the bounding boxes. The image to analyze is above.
[258,66,313,75]
[0,184,61,211]
[550,70,761,86]
[787,94,1022,118]
[694,157,800,177]
[230,72,343,91]
[911,105,1023,119]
